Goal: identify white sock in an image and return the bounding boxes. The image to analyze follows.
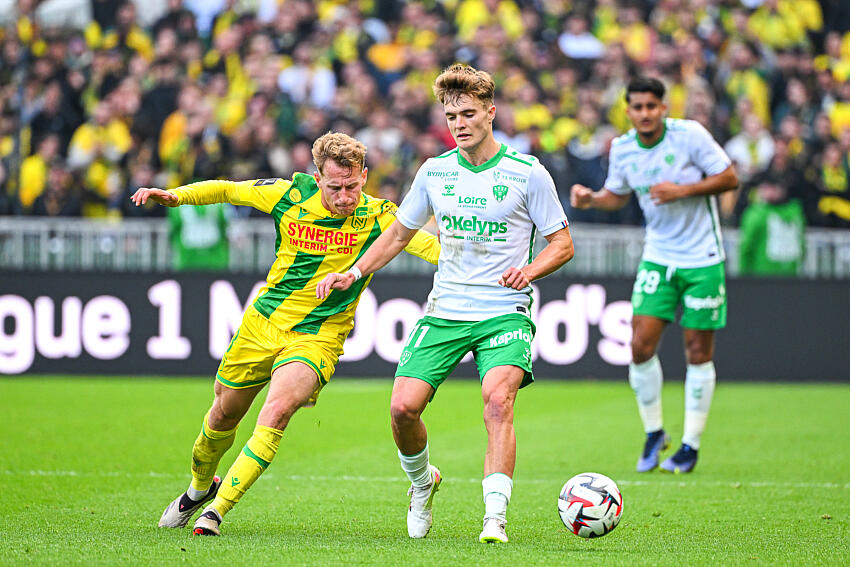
[629,355,663,433]
[482,472,512,521]
[186,485,207,501]
[682,361,716,450]
[399,443,431,488]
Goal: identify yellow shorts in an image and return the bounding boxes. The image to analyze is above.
[216,306,342,404]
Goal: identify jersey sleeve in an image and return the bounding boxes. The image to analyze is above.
[687,121,732,177]
[395,165,433,230]
[527,161,570,236]
[375,200,441,265]
[603,144,630,195]
[170,178,291,214]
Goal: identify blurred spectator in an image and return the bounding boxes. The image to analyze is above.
[277,43,336,109]
[31,159,83,217]
[558,13,605,60]
[738,176,806,277]
[67,100,131,217]
[812,142,850,228]
[18,134,60,213]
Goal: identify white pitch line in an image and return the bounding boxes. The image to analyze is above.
[3,470,848,489]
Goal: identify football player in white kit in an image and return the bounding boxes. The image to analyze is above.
[571,77,738,474]
[317,64,574,543]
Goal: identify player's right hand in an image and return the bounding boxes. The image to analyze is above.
[130,187,179,207]
[570,184,593,209]
[316,272,356,299]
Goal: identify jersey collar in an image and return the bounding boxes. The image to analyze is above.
[457,143,507,173]
[636,121,667,150]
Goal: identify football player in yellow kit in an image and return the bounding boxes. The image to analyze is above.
[131,132,440,536]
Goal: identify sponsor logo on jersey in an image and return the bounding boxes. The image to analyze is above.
[683,294,725,310]
[457,195,487,209]
[254,178,279,186]
[441,215,507,241]
[286,222,359,253]
[428,170,458,179]
[664,153,675,165]
[489,328,532,348]
[501,173,527,184]
[399,351,412,366]
[644,166,662,177]
[442,184,456,196]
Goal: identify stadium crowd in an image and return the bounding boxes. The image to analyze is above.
[1,0,850,230]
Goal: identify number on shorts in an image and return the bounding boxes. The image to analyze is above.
[634,269,660,294]
[404,324,431,348]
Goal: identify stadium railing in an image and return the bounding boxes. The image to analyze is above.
[1,217,849,278]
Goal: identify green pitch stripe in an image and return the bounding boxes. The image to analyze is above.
[242,446,270,469]
[290,217,382,334]
[253,250,326,318]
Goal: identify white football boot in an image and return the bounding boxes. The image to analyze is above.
[158,476,222,528]
[406,465,442,538]
[479,517,508,543]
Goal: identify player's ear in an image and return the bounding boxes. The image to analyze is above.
[361,167,368,184]
[313,171,321,185]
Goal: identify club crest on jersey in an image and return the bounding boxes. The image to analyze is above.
[492,184,509,202]
[665,153,675,165]
[288,188,302,203]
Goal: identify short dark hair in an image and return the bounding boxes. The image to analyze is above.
[626,77,666,103]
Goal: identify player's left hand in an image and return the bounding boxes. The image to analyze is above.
[649,182,685,204]
[499,267,530,290]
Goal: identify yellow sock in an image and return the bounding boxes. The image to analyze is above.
[190,412,238,493]
[211,424,283,517]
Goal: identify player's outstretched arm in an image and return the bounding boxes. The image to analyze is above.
[316,220,418,299]
[570,184,631,211]
[130,187,179,207]
[499,226,575,290]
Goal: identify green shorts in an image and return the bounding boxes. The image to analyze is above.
[395,313,535,393]
[632,260,727,330]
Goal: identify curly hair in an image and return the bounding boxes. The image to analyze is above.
[311,132,367,174]
[433,63,495,108]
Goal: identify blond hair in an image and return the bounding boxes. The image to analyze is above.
[433,63,495,108]
[311,132,367,174]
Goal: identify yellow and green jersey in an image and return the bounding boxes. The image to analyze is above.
[170,173,439,338]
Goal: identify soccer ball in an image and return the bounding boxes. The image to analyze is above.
[557,472,623,538]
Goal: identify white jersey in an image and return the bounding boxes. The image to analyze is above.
[397,144,569,321]
[605,118,731,268]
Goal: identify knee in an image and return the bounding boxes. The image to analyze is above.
[684,338,713,364]
[208,404,241,431]
[390,397,423,426]
[482,390,514,425]
[631,337,656,364]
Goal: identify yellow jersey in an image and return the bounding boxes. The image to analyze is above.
[170,173,440,338]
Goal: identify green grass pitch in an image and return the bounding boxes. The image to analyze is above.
[1,376,848,566]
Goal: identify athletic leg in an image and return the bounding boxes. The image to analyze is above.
[630,315,670,471]
[479,364,524,543]
[391,376,441,539]
[159,382,264,528]
[195,362,319,534]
